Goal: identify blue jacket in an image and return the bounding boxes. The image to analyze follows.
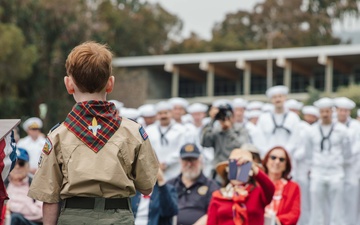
[131,183,178,225]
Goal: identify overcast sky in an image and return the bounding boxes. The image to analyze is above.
[145,0,261,40]
[144,0,360,41]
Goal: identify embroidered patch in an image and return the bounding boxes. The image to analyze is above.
[197,185,209,196]
[42,138,53,155]
[139,126,148,140]
[184,144,194,152]
[88,117,102,136]
[38,154,43,168]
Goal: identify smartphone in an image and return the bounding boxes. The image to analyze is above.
[228,160,252,182]
[228,159,238,180]
[237,161,252,182]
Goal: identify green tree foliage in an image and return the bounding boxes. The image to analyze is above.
[93,0,182,56]
[210,0,342,51]
[171,0,359,53]
[167,32,211,54]
[0,22,37,118]
[0,0,183,129]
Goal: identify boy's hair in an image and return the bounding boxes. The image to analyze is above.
[65,41,113,93]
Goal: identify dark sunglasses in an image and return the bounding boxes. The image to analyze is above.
[269,155,286,163]
[17,160,26,167]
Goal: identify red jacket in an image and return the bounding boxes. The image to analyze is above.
[276,181,301,225]
[206,170,275,225]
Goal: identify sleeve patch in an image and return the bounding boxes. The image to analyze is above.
[42,137,53,155]
[139,126,148,141]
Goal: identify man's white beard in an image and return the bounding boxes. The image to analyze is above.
[183,167,201,181]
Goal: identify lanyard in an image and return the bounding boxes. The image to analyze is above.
[158,125,172,145]
[271,113,291,134]
[319,123,335,152]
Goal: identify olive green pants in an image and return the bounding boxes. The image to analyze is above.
[57,199,134,225]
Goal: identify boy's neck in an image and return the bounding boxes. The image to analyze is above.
[74,92,107,102]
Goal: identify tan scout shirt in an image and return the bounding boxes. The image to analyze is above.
[28,118,159,203]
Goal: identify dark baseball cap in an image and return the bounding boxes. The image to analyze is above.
[180,143,201,159]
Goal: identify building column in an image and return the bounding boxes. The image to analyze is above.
[309,76,315,88]
[206,64,214,97]
[267,58,273,88]
[171,66,179,97]
[325,58,333,94]
[283,60,292,91]
[349,73,355,85]
[243,62,251,96]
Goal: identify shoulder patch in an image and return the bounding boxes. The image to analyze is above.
[139,126,148,141]
[49,122,62,133]
[42,137,53,155]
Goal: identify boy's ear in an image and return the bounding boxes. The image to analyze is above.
[105,76,115,93]
[64,76,75,94]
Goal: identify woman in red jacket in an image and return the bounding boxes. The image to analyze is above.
[262,146,301,225]
[207,148,275,225]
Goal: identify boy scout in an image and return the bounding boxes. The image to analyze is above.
[28,42,159,225]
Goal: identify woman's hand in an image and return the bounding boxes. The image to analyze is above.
[236,153,259,176]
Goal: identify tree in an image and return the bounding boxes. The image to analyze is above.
[167,32,211,54]
[93,0,182,56]
[209,0,342,51]
[0,22,37,118]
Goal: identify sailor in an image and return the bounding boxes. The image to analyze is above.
[286,99,311,225]
[256,86,300,157]
[334,97,359,225]
[17,117,46,174]
[232,98,248,126]
[168,97,198,144]
[137,104,157,128]
[302,106,319,125]
[187,103,214,177]
[307,98,351,225]
[146,101,187,181]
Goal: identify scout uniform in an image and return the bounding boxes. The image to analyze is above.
[306,98,351,225]
[28,101,159,225]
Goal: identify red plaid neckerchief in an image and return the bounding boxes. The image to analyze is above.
[64,100,121,153]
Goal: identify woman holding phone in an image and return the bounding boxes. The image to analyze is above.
[262,146,301,225]
[207,148,275,225]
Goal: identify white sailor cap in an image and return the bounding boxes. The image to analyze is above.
[285,99,304,110]
[121,108,140,120]
[313,98,334,109]
[247,101,264,111]
[246,110,262,119]
[232,98,248,109]
[169,97,189,109]
[212,99,232,108]
[266,85,289,98]
[155,101,172,112]
[181,114,194,124]
[302,106,320,117]
[261,103,274,112]
[334,97,356,110]
[138,104,156,117]
[108,100,124,111]
[187,103,208,114]
[22,117,43,131]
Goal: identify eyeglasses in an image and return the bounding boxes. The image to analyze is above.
[17,160,26,167]
[269,155,286,163]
